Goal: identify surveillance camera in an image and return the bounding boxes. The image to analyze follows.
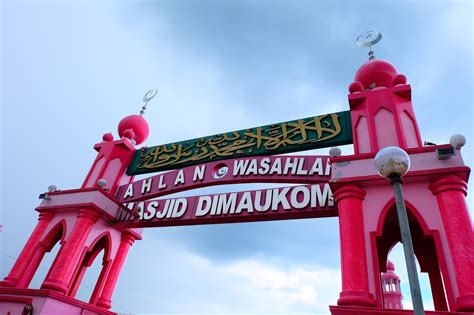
[436,147,455,160]
[38,193,51,200]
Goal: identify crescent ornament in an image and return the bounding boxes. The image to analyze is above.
[356,31,382,48]
[143,89,158,103]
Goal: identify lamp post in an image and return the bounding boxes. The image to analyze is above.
[374,146,424,315]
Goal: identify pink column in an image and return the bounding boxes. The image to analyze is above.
[41,208,100,294]
[96,232,136,309]
[0,212,54,287]
[335,185,376,307]
[430,175,474,312]
[17,242,51,288]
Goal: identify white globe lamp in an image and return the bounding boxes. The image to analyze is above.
[374,146,410,179]
[450,134,466,149]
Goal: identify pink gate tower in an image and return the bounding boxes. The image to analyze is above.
[0,53,473,314]
[329,58,473,314]
[0,116,150,314]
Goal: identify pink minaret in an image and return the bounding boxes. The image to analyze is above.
[0,114,149,314]
[381,260,403,309]
[330,56,473,314]
[348,59,423,154]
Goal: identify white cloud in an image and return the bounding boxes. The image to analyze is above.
[219,258,340,308]
[114,236,340,314]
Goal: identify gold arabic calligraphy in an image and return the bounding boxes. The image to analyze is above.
[136,113,342,170]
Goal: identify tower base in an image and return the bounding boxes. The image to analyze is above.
[330,306,470,315]
[0,287,114,315]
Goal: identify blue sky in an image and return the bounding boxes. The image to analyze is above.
[1,1,472,314]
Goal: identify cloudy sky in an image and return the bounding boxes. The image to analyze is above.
[1,1,472,314]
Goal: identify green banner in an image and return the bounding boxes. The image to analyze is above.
[127,110,352,175]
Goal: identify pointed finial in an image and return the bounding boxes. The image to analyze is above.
[356,31,382,60]
[140,89,158,115]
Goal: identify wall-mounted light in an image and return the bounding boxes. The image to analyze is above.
[97,178,108,189]
[329,147,342,157]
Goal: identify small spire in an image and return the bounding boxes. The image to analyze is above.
[140,89,158,115]
[356,31,382,60]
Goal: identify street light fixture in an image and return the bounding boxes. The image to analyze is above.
[374,146,425,315]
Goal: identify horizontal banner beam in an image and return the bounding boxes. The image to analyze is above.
[117,155,331,203]
[114,183,337,228]
[127,110,352,175]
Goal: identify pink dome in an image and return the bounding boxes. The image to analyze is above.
[354,59,398,90]
[102,132,114,142]
[382,260,400,280]
[118,114,149,145]
[387,260,395,271]
[122,129,136,140]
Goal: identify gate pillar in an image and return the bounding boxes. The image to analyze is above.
[430,175,474,312]
[96,232,138,310]
[0,212,55,288]
[41,208,101,293]
[334,184,376,307]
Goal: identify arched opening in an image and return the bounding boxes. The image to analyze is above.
[22,221,65,288]
[386,243,436,310]
[68,233,111,305]
[375,204,449,311]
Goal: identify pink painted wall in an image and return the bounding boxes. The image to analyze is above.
[331,147,467,182]
[362,182,457,300]
[330,145,469,309]
[0,293,114,314]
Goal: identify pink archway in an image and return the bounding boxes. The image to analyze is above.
[371,199,452,311]
[19,220,66,289]
[68,232,112,305]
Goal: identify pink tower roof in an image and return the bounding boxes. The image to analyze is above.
[118,114,150,145]
[354,59,398,89]
[382,260,400,280]
[387,260,395,271]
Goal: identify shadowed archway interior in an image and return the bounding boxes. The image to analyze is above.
[376,206,449,311]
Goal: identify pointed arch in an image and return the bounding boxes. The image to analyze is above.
[40,219,67,250]
[371,198,453,311]
[400,110,419,148]
[355,115,371,154]
[67,231,112,305]
[19,219,66,288]
[83,231,113,266]
[374,107,398,149]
